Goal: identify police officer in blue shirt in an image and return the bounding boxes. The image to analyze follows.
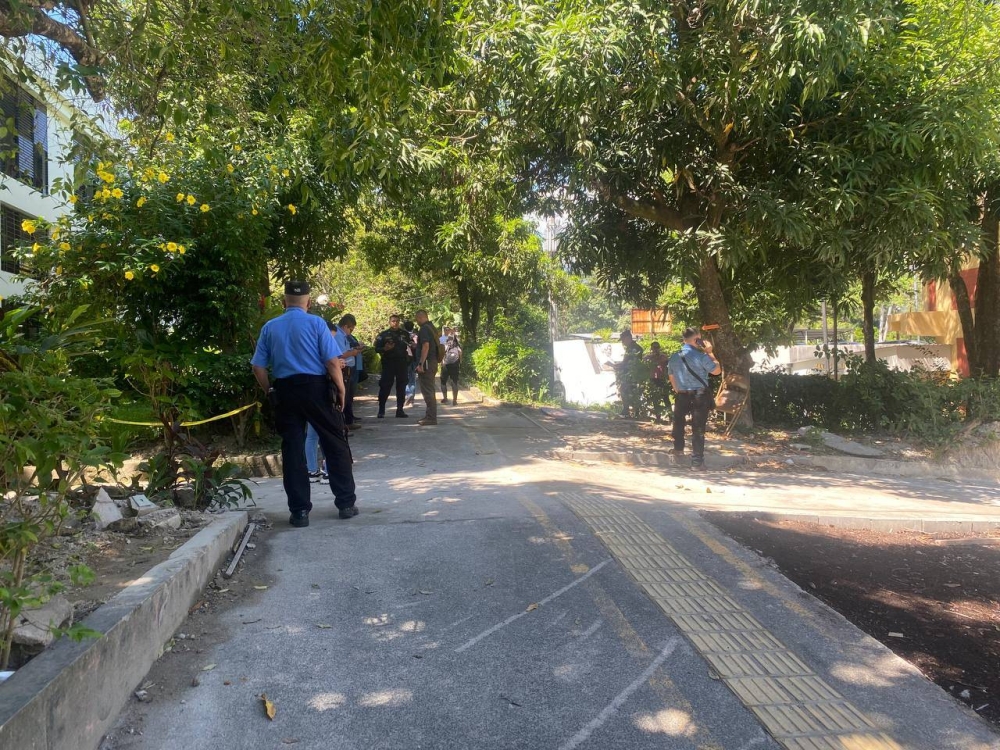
[667,326,722,470]
[251,281,358,527]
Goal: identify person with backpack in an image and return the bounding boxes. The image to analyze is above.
[440,331,462,405]
[667,327,721,471]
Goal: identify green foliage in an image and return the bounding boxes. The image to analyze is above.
[0,306,120,668]
[751,360,1000,444]
[470,340,552,402]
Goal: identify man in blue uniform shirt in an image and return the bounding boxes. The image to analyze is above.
[668,326,722,470]
[251,280,358,527]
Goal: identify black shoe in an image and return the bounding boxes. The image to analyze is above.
[289,511,310,527]
[395,410,408,418]
[377,411,385,419]
[338,507,357,519]
[691,463,706,472]
[308,471,323,482]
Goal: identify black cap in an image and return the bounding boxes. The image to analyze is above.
[284,280,310,295]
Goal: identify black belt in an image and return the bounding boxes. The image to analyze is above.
[676,389,705,395]
[274,374,327,386]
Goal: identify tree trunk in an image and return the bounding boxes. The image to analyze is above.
[949,265,978,376]
[974,194,1000,378]
[456,278,481,347]
[692,255,754,424]
[832,299,839,379]
[860,268,877,365]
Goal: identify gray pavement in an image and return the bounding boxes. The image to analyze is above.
[101,395,1000,750]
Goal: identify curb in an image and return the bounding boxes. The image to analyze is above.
[548,447,1000,485]
[0,511,248,750]
[702,509,1000,534]
[795,454,999,485]
[548,448,749,470]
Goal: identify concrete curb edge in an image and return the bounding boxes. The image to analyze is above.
[701,509,1000,534]
[0,511,249,750]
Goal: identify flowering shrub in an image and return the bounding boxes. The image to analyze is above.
[15,124,344,437]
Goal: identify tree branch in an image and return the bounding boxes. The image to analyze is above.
[0,0,106,101]
[595,179,701,232]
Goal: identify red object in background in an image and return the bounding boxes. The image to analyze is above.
[956,338,970,378]
[954,268,979,309]
[258,295,266,311]
[927,280,936,311]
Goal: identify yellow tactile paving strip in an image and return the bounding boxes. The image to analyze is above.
[560,491,905,750]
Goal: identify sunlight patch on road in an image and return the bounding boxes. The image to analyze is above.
[632,708,696,736]
[308,692,346,712]
[359,688,413,708]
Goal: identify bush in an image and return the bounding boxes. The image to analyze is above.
[471,339,551,401]
[751,359,1000,444]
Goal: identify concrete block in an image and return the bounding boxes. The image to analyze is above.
[0,512,247,750]
[91,489,123,530]
[12,596,73,650]
[128,494,158,517]
[138,508,181,531]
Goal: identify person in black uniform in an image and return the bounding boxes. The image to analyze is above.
[251,280,359,527]
[374,313,411,419]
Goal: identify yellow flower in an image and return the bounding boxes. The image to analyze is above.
[68,194,78,205]
[282,169,290,177]
[55,265,62,275]
[100,188,111,199]
[270,165,278,175]
[58,241,70,252]
[226,164,235,174]
[178,245,187,254]
[166,242,178,252]
[21,219,36,234]
[200,204,210,213]
[150,264,160,273]
[125,270,135,281]
[176,192,185,202]
[234,145,242,152]
[251,208,258,216]
[30,243,40,254]
[157,172,169,183]
[111,188,124,199]
[287,204,297,215]
[186,194,196,205]
[165,132,175,142]
[137,196,147,208]
[98,170,115,184]
[51,228,61,241]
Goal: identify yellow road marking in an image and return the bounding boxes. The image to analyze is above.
[515,492,722,749]
[561,493,904,750]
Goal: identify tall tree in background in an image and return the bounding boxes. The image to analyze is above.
[463,0,1000,387]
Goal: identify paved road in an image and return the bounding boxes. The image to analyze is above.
[102,397,1000,750]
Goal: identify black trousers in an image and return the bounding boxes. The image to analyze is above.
[378,360,409,412]
[274,375,357,513]
[441,362,459,399]
[343,367,356,423]
[672,390,711,464]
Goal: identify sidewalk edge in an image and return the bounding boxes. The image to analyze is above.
[0,511,248,750]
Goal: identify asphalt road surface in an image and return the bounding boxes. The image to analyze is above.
[101,398,1000,750]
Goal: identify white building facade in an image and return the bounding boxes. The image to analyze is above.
[0,80,78,304]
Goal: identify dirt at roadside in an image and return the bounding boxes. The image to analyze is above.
[30,511,215,620]
[99,516,274,749]
[706,514,1000,728]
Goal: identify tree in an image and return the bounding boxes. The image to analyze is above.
[355,159,546,347]
[463,0,1000,406]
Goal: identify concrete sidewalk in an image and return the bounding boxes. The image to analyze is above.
[100,399,1000,749]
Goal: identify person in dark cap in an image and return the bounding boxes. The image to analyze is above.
[251,280,359,526]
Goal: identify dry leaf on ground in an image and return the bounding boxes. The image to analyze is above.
[526,603,538,612]
[262,693,276,720]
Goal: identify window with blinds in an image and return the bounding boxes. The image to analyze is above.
[0,85,48,195]
[0,204,35,275]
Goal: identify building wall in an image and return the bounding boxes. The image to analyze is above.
[0,87,77,302]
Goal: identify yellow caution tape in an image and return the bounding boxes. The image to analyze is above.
[102,401,260,428]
